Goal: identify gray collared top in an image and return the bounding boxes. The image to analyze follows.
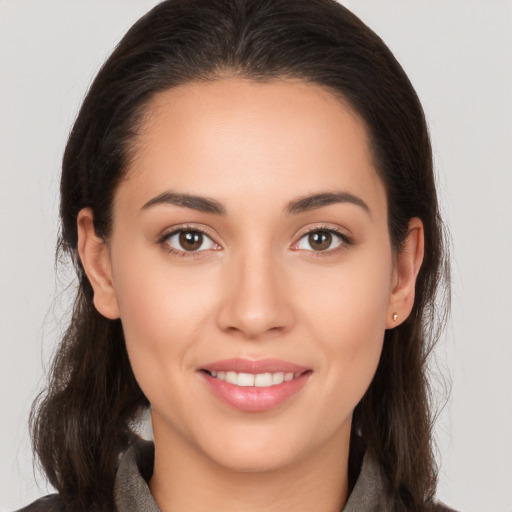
[114,442,387,512]
[18,441,456,511]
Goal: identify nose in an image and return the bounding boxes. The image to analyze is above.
[216,250,295,340]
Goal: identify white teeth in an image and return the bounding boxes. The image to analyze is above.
[208,370,301,387]
[225,371,237,385]
[237,372,255,387]
[272,372,284,385]
[254,373,273,387]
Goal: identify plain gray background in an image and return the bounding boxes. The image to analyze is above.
[1,1,511,511]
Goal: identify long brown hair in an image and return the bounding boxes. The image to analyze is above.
[30,1,450,510]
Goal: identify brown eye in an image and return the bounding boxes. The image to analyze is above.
[295,229,346,253]
[179,231,203,251]
[307,231,332,251]
[165,229,217,253]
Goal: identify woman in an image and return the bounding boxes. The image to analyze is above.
[20,0,453,510]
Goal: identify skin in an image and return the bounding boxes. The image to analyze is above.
[78,78,424,512]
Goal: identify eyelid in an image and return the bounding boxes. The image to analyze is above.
[291,224,352,253]
[157,223,222,256]
[155,222,351,257]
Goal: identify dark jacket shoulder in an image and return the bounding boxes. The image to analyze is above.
[16,494,65,512]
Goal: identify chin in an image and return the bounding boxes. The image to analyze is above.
[208,442,301,474]
[196,421,326,474]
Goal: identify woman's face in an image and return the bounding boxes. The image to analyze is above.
[81,78,414,472]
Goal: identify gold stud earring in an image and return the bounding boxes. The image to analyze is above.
[392,313,398,321]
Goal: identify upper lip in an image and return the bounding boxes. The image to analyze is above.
[200,358,309,374]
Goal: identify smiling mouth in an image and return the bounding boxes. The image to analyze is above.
[203,370,304,387]
[199,358,311,411]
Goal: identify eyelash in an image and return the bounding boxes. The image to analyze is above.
[157,224,352,258]
[158,225,218,258]
[292,225,352,256]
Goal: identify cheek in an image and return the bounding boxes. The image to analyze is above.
[110,250,219,388]
[295,247,393,407]
[298,245,393,337]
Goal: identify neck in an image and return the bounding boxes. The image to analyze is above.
[149,424,351,512]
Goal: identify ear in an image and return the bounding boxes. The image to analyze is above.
[386,217,425,328]
[77,208,120,319]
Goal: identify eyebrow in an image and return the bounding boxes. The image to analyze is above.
[286,191,370,216]
[141,190,370,216]
[142,192,226,215]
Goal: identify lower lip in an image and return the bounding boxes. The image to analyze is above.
[200,372,311,412]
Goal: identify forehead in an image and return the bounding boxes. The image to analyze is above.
[119,78,386,216]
